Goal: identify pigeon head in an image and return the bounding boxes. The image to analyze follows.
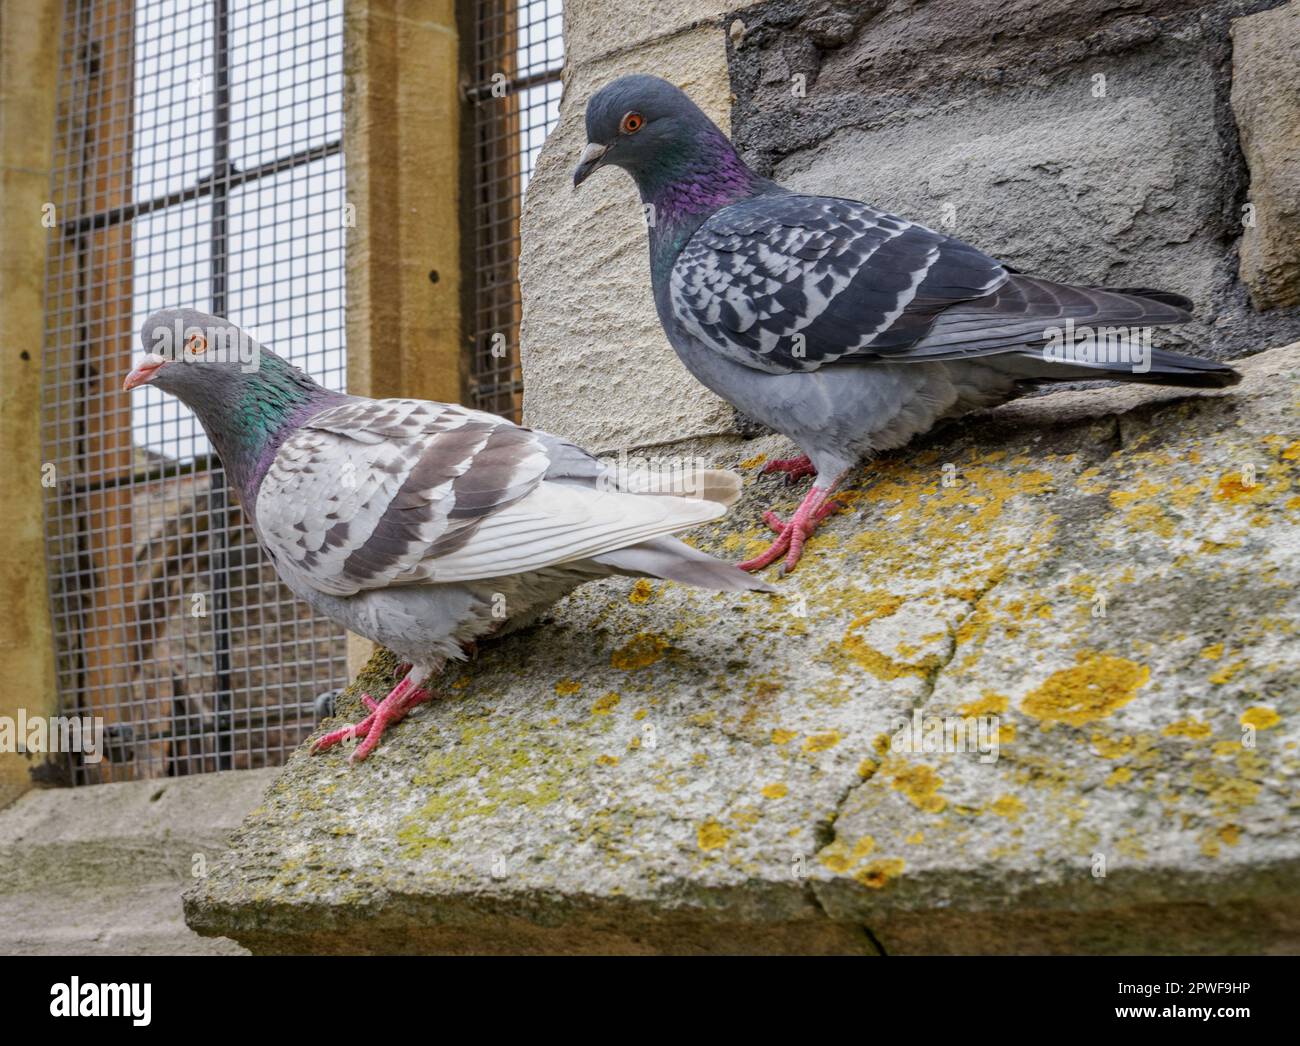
[573,75,715,187]
[126,308,266,400]
[125,308,338,496]
[573,75,765,222]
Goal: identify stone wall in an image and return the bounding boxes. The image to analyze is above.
[520,0,1300,449]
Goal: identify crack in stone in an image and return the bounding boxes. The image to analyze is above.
[863,924,889,955]
[922,565,1013,709]
[805,563,1013,926]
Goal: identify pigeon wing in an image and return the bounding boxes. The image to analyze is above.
[668,193,1009,374]
[256,398,725,594]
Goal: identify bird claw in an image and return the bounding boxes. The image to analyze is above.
[311,680,433,762]
[760,455,816,486]
[739,487,840,574]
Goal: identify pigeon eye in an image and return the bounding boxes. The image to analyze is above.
[186,333,208,355]
[619,111,644,134]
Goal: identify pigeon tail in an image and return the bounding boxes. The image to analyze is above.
[591,536,776,592]
[999,343,1242,389]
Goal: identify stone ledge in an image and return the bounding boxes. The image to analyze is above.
[2,769,277,955]
[187,344,1300,954]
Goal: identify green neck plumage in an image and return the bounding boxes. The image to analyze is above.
[196,352,338,501]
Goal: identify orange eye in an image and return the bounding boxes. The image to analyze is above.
[619,111,644,134]
[186,332,208,355]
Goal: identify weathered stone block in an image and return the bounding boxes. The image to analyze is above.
[1,770,277,954]
[519,26,738,451]
[1231,0,1300,310]
[729,0,1300,359]
[565,0,740,62]
[773,53,1227,351]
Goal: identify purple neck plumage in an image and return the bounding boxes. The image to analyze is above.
[641,127,772,268]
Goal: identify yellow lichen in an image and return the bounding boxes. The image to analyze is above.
[1104,766,1133,787]
[697,820,730,851]
[1209,659,1247,685]
[854,857,905,889]
[834,591,942,681]
[818,839,856,872]
[1108,479,1165,508]
[1163,717,1213,740]
[760,782,788,799]
[591,692,621,716]
[852,836,876,859]
[627,579,655,605]
[890,763,946,813]
[1020,653,1150,728]
[1092,733,1138,761]
[610,633,668,670]
[771,728,796,745]
[1214,473,1261,503]
[1240,706,1281,731]
[554,679,582,697]
[958,692,1009,717]
[990,794,1026,818]
[802,730,842,752]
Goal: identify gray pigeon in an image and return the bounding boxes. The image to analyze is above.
[574,74,1240,573]
[124,308,770,761]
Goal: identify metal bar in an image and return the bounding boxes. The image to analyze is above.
[464,0,564,422]
[58,138,342,237]
[209,0,234,771]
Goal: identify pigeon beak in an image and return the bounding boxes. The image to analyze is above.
[123,353,167,391]
[572,142,608,187]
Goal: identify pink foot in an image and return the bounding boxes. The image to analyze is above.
[761,501,837,534]
[311,674,434,763]
[739,485,841,574]
[761,454,816,485]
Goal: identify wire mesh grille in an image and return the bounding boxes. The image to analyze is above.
[465,0,564,420]
[40,0,347,783]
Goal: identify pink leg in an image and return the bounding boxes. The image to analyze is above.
[761,454,816,485]
[311,673,434,763]
[739,481,843,574]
